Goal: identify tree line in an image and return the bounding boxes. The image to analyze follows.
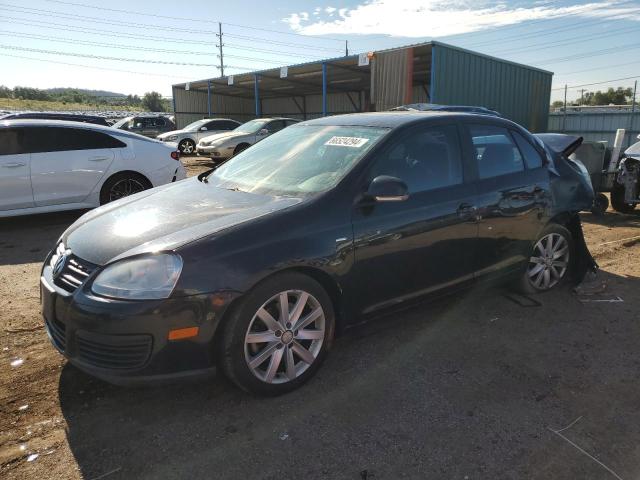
[552,86,636,108]
[0,86,171,112]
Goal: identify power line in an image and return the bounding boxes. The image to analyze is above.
[551,75,640,91]
[42,0,346,42]
[0,44,256,68]
[0,4,218,35]
[0,15,216,44]
[470,10,640,48]
[556,62,640,77]
[0,30,217,56]
[533,42,640,66]
[489,25,640,57]
[224,33,338,52]
[0,51,187,81]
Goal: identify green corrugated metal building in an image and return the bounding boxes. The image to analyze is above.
[173,40,552,132]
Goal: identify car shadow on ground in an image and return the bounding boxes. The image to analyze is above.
[58,270,640,479]
[0,210,87,266]
[581,210,640,229]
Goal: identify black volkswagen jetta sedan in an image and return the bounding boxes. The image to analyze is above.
[41,112,594,395]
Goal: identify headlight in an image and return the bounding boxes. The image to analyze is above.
[167,135,178,141]
[91,254,183,300]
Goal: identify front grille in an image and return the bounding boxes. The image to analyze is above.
[50,243,97,294]
[75,331,153,370]
[45,316,66,352]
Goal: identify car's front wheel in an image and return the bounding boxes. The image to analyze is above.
[219,272,335,395]
[519,223,574,293]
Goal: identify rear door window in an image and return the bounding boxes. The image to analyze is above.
[511,130,544,169]
[25,127,126,153]
[470,125,525,179]
[0,128,26,155]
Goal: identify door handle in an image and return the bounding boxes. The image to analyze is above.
[88,156,109,162]
[457,203,478,219]
[2,162,26,168]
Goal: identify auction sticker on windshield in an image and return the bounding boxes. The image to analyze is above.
[325,136,369,148]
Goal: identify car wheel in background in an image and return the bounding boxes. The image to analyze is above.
[590,193,609,215]
[219,272,335,395]
[178,139,196,155]
[233,143,250,156]
[611,184,636,213]
[518,223,574,294]
[99,172,151,205]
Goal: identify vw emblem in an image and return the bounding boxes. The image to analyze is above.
[52,254,67,278]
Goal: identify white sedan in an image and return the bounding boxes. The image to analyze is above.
[0,119,186,217]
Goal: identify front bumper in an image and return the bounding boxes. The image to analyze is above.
[196,145,234,159]
[40,262,227,385]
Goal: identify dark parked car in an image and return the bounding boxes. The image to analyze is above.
[0,112,110,126]
[40,112,594,395]
[112,115,176,138]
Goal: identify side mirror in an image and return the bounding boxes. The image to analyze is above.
[200,127,207,131]
[258,128,269,136]
[366,175,409,202]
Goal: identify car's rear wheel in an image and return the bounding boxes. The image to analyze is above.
[518,223,573,294]
[178,139,196,155]
[219,272,335,395]
[611,184,636,213]
[99,172,151,205]
[233,143,250,156]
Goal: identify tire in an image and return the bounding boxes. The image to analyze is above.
[611,184,636,213]
[178,139,196,155]
[218,272,335,395]
[99,172,151,205]
[233,143,250,156]
[590,193,609,215]
[517,223,574,294]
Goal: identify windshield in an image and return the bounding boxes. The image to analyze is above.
[208,125,389,195]
[112,117,132,129]
[234,119,270,134]
[183,119,208,131]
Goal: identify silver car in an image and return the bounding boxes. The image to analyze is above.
[197,118,299,160]
[157,118,241,155]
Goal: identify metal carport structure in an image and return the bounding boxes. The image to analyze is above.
[173,41,552,132]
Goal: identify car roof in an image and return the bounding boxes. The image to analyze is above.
[1,112,105,120]
[251,117,299,122]
[0,119,160,143]
[298,111,517,129]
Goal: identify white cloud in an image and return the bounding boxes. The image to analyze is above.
[282,0,639,38]
[325,6,337,14]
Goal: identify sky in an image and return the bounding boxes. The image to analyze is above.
[0,0,639,103]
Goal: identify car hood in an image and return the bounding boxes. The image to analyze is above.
[624,138,640,158]
[62,177,302,265]
[200,131,249,143]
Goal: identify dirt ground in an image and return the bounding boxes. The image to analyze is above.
[1,157,640,479]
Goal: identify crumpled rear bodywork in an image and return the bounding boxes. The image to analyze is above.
[535,133,595,215]
[535,133,598,281]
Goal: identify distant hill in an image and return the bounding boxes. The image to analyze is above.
[44,88,127,98]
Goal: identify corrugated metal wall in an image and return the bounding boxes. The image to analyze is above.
[548,111,640,147]
[372,49,410,111]
[431,43,552,132]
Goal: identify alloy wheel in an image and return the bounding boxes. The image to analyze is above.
[181,141,195,154]
[108,178,146,202]
[527,233,570,290]
[244,290,325,384]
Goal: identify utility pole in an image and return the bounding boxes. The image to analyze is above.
[216,22,225,77]
[628,80,637,148]
[563,84,567,132]
[580,89,585,106]
[345,40,349,57]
